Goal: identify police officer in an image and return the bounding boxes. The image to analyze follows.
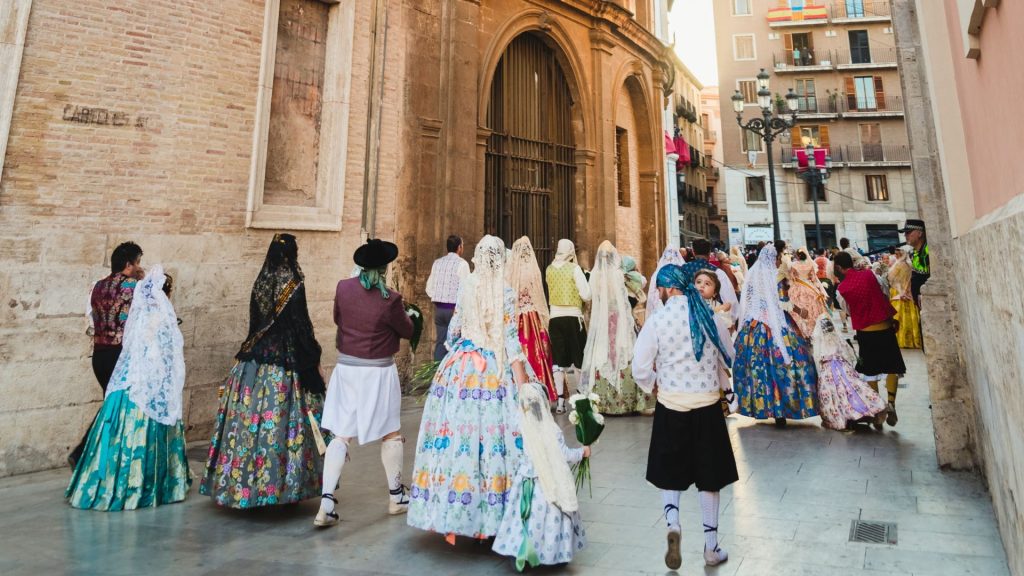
[898,219,929,307]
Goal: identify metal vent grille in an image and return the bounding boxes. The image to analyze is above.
[850,520,897,544]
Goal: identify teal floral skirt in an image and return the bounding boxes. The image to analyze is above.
[200,360,326,509]
[66,390,191,511]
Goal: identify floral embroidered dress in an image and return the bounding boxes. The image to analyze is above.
[493,383,586,568]
[508,236,556,401]
[734,245,818,420]
[67,267,191,510]
[584,241,653,415]
[887,254,922,349]
[787,253,830,339]
[811,315,887,430]
[408,236,527,539]
[200,234,327,509]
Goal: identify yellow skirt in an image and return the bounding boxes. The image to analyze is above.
[891,297,922,349]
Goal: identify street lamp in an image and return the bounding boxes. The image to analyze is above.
[732,68,798,242]
[797,143,833,249]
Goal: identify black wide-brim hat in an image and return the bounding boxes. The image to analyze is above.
[354,238,399,269]
[897,219,926,233]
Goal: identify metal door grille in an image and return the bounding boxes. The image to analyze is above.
[849,520,897,544]
[485,33,576,269]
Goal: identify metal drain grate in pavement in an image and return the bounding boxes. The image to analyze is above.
[849,520,898,544]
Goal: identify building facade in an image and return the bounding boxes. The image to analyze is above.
[893,1,1024,573]
[0,0,671,476]
[668,57,711,247]
[713,0,918,251]
[701,86,727,247]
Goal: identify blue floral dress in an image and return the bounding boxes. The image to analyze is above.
[734,282,818,420]
[492,427,586,566]
[407,287,527,539]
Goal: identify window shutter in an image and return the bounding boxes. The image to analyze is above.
[784,33,794,51]
[791,126,802,147]
[864,0,875,15]
[844,76,856,110]
[874,76,885,110]
[819,125,830,149]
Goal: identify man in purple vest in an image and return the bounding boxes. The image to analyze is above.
[315,239,415,527]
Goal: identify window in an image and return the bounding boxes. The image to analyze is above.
[784,32,815,66]
[616,127,630,207]
[804,224,837,250]
[845,75,886,112]
[733,35,756,61]
[746,176,767,202]
[866,174,889,201]
[859,123,883,161]
[738,79,758,105]
[741,128,763,153]
[791,124,830,149]
[849,30,871,64]
[795,78,817,112]
[733,0,751,16]
[247,0,356,230]
[866,224,899,252]
[805,180,827,202]
[845,0,865,18]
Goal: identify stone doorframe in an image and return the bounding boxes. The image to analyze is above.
[476,10,595,259]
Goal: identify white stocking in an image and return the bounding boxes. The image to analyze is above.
[699,491,721,550]
[553,367,566,397]
[320,438,349,513]
[381,435,405,500]
[662,490,681,532]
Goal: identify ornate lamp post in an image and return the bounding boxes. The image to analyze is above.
[797,143,833,249]
[732,69,798,242]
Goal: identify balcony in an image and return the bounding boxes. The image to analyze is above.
[772,49,835,73]
[790,97,841,119]
[834,47,898,70]
[831,0,891,24]
[704,128,717,143]
[844,144,910,166]
[780,144,910,167]
[839,93,904,117]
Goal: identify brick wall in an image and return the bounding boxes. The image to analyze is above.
[0,0,395,476]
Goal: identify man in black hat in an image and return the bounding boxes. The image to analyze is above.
[315,238,416,528]
[898,219,929,307]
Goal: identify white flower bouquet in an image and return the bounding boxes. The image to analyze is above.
[568,392,605,496]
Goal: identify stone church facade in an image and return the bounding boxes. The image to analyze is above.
[0,0,671,476]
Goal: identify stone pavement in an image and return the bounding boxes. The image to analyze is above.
[0,350,1011,576]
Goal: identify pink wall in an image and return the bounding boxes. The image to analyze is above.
[944,0,1024,218]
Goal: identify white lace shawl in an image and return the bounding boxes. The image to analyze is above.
[581,241,636,391]
[646,246,686,317]
[106,266,186,426]
[458,235,509,369]
[507,236,549,327]
[810,313,856,366]
[739,244,792,363]
[518,381,578,513]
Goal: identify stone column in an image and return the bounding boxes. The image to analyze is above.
[890,0,976,469]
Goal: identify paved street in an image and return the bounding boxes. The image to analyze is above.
[0,350,1010,576]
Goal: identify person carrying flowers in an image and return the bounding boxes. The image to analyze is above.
[632,262,738,571]
[492,380,590,570]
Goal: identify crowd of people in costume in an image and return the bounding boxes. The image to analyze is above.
[64,219,930,572]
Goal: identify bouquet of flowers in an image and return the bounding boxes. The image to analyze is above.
[567,392,605,496]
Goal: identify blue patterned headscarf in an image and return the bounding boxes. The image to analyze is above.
[656,262,732,366]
